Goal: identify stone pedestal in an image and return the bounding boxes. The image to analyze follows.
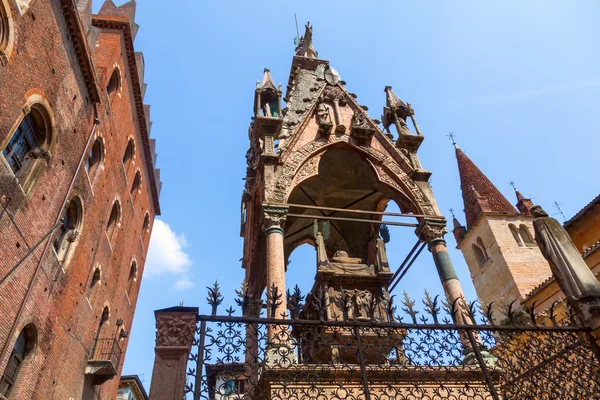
[148,306,198,400]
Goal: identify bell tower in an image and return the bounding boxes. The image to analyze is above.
[240,23,475,338]
[451,141,552,313]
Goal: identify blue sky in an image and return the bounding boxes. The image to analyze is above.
[95,0,600,390]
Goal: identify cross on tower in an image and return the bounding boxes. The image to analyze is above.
[447,132,457,144]
[449,208,456,218]
[509,181,517,191]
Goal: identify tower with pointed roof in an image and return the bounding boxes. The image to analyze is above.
[451,142,551,314]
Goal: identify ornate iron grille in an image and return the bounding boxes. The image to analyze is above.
[184,283,600,400]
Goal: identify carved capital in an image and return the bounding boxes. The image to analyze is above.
[262,206,288,235]
[155,313,197,348]
[416,219,448,248]
[323,86,345,103]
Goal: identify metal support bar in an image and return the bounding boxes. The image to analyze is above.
[267,202,444,219]
[354,326,372,400]
[287,213,418,228]
[388,240,421,284]
[388,242,427,293]
[193,321,206,400]
[466,329,500,400]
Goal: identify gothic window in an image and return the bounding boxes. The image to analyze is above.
[106,200,121,241]
[0,324,36,397]
[2,104,52,193]
[53,197,83,264]
[509,224,525,248]
[0,0,11,54]
[87,267,101,300]
[91,307,110,360]
[127,261,137,296]
[130,170,141,200]
[519,224,536,247]
[472,237,489,267]
[122,138,134,173]
[86,137,104,181]
[141,213,150,241]
[106,68,121,102]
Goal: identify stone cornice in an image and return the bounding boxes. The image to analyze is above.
[60,0,101,103]
[91,16,161,215]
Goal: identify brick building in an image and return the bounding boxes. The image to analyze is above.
[450,141,600,319]
[0,0,160,398]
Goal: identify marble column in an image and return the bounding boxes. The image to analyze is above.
[416,219,471,325]
[149,306,198,400]
[263,206,288,321]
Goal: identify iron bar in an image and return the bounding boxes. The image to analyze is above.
[287,213,418,227]
[284,191,378,239]
[388,240,421,284]
[388,242,427,293]
[353,326,372,400]
[268,201,445,219]
[466,329,500,400]
[193,321,206,400]
[194,314,591,333]
[0,220,63,287]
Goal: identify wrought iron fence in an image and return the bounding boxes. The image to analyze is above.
[184,283,600,399]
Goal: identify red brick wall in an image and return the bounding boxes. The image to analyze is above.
[0,1,157,398]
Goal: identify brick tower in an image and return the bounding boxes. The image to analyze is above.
[451,142,551,313]
[0,0,160,398]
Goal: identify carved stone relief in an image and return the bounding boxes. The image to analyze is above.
[155,314,196,347]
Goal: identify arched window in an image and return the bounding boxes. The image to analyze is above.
[127,261,137,296]
[130,170,141,200]
[87,267,101,300]
[91,307,110,360]
[472,237,488,267]
[106,201,121,241]
[519,225,536,247]
[0,324,36,397]
[106,68,120,102]
[0,0,12,55]
[122,138,134,173]
[86,137,104,181]
[2,103,53,193]
[53,197,83,263]
[141,213,150,241]
[509,224,525,248]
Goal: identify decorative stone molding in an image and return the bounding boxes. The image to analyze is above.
[416,219,448,248]
[155,313,196,348]
[262,206,288,234]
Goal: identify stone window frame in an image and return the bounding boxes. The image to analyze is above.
[127,260,138,296]
[472,236,489,267]
[0,323,37,398]
[519,224,536,248]
[0,93,56,196]
[106,65,122,105]
[122,137,135,176]
[0,0,15,65]
[85,135,105,186]
[53,195,84,266]
[130,168,142,202]
[106,198,122,245]
[87,264,102,302]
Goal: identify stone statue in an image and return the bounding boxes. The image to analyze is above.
[316,103,331,124]
[296,22,318,58]
[531,205,600,300]
[532,205,600,329]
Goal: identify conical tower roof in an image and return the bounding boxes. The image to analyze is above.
[260,68,277,91]
[456,146,516,228]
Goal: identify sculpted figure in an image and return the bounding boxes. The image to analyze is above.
[532,205,600,300]
[296,22,318,58]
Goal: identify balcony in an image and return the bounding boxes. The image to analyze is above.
[85,338,122,385]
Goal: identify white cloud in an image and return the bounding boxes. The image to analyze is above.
[145,219,192,279]
[174,279,194,290]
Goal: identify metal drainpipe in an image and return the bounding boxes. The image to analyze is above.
[0,103,101,366]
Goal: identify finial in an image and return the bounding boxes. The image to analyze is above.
[509,181,517,191]
[447,132,458,148]
[449,208,456,218]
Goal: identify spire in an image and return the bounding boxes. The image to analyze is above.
[295,22,318,58]
[260,68,277,91]
[455,146,517,229]
[450,208,468,244]
[384,86,408,110]
[512,187,534,214]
